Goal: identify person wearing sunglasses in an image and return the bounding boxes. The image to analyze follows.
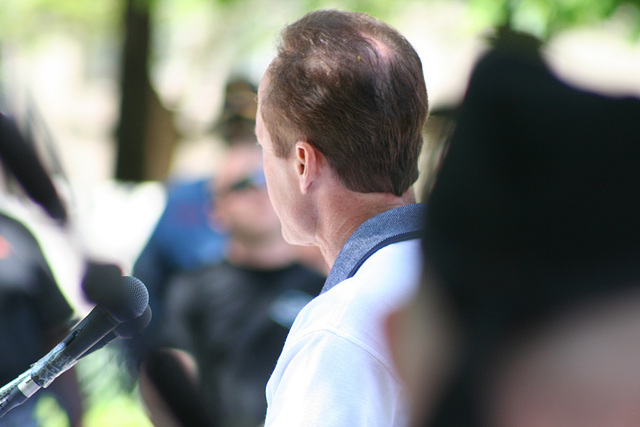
[158,141,326,427]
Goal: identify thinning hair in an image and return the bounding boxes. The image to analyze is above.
[261,9,428,196]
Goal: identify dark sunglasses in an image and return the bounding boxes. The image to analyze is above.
[220,169,266,195]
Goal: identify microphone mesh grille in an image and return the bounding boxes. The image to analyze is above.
[115,276,149,321]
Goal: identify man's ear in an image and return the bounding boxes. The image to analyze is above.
[295,141,320,195]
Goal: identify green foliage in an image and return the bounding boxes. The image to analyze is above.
[4,0,639,43]
[83,393,153,427]
[0,0,124,42]
[466,0,640,40]
[301,0,398,18]
[36,394,71,427]
[27,348,153,427]
[5,0,637,51]
[467,0,511,30]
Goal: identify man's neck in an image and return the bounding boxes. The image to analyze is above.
[316,187,416,269]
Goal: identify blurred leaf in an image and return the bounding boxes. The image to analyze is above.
[0,0,123,42]
[465,0,640,40]
[36,394,70,427]
[84,394,153,427]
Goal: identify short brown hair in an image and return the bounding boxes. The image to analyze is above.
[261,9,428,196]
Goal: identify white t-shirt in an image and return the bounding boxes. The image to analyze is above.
[265,239,422,426]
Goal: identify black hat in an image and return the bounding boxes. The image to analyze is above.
[423,40,640,427]
[425,44,640,329]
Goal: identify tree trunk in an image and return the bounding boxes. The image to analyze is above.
[115,0,177,182]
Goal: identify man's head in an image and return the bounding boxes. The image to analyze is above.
[258,9,428,197]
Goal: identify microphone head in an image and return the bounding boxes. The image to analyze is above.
[82,262,149,321]
[115,305,152,338]
[113,276,149,322]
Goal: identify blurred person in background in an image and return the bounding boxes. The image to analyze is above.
[0,114,84,426]
[158,139,326,427]
[124,78,259,378]
[385,35,640,427]
[125,176,227,375]
[0,212,85,427]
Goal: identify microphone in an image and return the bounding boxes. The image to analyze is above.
[82,304,152,358]
[0,113,67,224]
[0,276,149,417]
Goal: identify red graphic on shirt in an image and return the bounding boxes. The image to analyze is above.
[0,235,12,259]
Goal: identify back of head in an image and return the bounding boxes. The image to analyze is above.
[423,40,640,426]
[425,42,640,330]
[261,9,428,196]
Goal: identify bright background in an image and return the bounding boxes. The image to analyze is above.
[1,0,639,425]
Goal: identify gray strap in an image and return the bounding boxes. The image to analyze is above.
[321,204,426,294]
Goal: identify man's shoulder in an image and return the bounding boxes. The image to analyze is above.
[322,203,425,293]
[286,239,420,345]
[357,238,423,280]
[342,238,422,292]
